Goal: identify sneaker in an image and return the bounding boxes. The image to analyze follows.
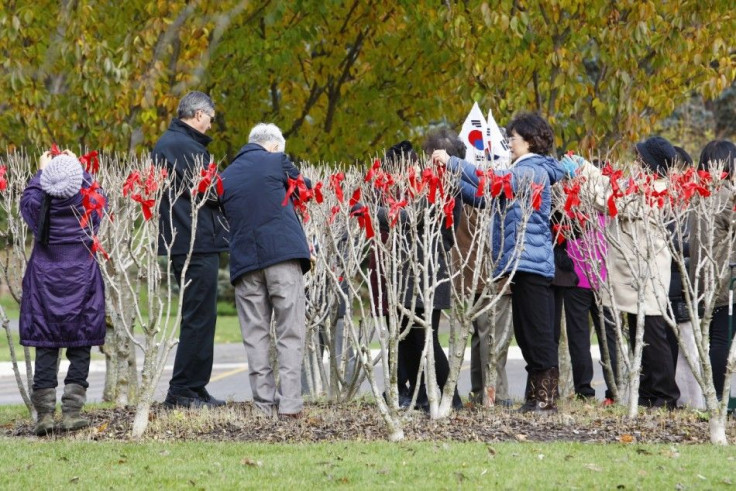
[196,388,227,407]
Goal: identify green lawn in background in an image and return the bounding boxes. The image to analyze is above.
[0,438,734,489]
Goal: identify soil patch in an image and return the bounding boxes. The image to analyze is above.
[3,401,733,444]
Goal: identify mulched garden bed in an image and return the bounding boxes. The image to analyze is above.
[4,401,734,444]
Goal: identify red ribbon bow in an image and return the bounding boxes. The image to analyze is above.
[490,173,514,200]
[79,151,99,174]
[194,163,224,197]
[386,196,408,227]
[350,205,375,238]
[365,159,381,183]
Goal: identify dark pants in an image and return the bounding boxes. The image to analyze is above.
[627,313,680,407]
[33,346,91,390]
[512,272,558,373]
[555,287,619,399]
[710,306,732,399]
[169,253,219,395]
[399,309,459,404]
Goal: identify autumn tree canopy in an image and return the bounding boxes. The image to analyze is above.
[1,0,734,163]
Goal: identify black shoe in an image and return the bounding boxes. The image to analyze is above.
[196,388,226,407]
[163,390,209,409]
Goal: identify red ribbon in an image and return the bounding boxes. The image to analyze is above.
[329,172,345,203]
[601,163,624,217]
[0,165,7,192]
[386,196,408,227]
[329,205,340,225]
[490,173,513,200]
[530,182,543,211]
[443,196,455,229]
[475,169,486,197]
[131,193,155,220]
[49,144,62,157]
[123,171,141,197]
[91,235,109,260]
[422,168,444,203]
[365,159,381,182]
[313,182,324,204]
[350,205,375,238]
[79,181,106,228]
[79,151,99,174]
[349,188,362,208]
[195,163,224,197]
[551,223,569,245]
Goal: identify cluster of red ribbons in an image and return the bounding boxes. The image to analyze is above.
[347,188,374,237]
[283,174,316,222]
[0,165,7,192]
[474,169,514,200]
[123,166,167,221]
[193,162,224,197]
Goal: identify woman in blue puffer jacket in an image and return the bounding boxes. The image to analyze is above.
[432,112,566,413]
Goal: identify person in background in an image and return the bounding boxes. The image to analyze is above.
[220,123,312,419]
[423,127,512,407]
[689,139,736,402]
[20,151,106,435]
[434,112,566,413]
[153,91,229,409]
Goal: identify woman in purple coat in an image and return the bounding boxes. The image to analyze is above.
[20,151,106,436]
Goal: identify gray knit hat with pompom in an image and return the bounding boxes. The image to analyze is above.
[40,154,83,198]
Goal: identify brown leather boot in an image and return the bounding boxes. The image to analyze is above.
[516,374,538,413]
[533,367,559,413]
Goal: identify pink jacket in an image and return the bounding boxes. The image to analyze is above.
[566,214,607,290]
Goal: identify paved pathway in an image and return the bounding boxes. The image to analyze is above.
[0,341,610,405]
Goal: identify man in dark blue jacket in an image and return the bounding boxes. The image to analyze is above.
[152,91,229,408]
[220,123,311,418]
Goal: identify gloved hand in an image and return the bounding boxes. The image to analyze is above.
[560,154,588,178]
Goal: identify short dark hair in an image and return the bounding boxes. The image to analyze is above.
[673,145,693,167]
[506,112,555,155]
[422,126,466,158]
[384,140,418,166]
[699,139,736,177]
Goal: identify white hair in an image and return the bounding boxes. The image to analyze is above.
[248,123,286,152]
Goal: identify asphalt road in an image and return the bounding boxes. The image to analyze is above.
[0,341,610,406]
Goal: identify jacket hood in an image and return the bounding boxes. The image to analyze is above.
[516,154,564,185]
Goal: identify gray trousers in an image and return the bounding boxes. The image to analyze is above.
[470,294,512,401]
[234,260,306,415]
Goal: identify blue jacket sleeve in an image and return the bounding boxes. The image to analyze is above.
[447,156,486,207]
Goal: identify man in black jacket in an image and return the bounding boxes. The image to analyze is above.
[153,91,229,408]
[220,123,311,418]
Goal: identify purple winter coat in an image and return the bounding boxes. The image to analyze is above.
[19,171,106,348]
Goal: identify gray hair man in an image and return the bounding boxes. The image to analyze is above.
[220,123,312,418]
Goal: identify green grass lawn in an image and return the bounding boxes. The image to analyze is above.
[0,438,734,489]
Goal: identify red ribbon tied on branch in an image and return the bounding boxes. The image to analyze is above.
[194,162,224,197]
[329,172,345,203]
[350,205,375,239]
[0,165,7,192]
[313,182,324,204]
[443,196,456,229]
[422,168,444,204]
[282,174,313,222]
[91,235,109,260]
[364,159,381,183]
[551,223,570,245]
[563,180,581,214]
[490,173,514,200]
[49,144,62,157]
[475,169,486,197]
[386,196,408,227]
[79,181,106,228]
[601,162,624,217]
[530,182,544,211]
[79,151,99,174]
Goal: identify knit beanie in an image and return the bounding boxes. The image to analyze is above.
[635,136,676,175]
[40,154,83,198]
